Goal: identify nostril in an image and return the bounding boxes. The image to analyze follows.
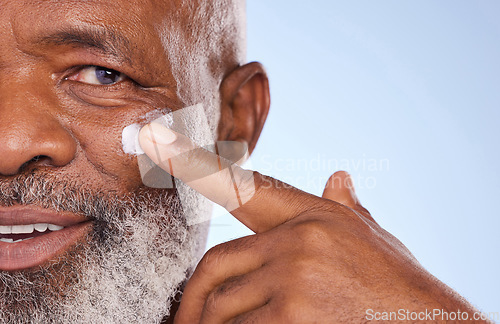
[31,155,46,162]
[18,155,50,173]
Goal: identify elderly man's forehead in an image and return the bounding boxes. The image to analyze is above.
[2,0,219,62]
[5,0,171,35]
[0,0,194,82]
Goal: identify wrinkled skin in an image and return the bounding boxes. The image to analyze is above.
[0,0,482,323]
[0,1,204,322]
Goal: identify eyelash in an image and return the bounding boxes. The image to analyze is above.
[65,65,130,86]
[60,64,149,108]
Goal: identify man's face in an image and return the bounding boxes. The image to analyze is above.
[0,0,212,322]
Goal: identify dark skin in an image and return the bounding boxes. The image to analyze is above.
[1,0,192,321]
[0,0,483,323]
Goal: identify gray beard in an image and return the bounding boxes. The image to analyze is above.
[0,172,209,323]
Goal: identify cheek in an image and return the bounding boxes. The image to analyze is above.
[66,106,155,193]
[84,121,143,191]
[56,89,183,195]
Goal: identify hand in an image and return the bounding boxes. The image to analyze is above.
[139,123,480,323]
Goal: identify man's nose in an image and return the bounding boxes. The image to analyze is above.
[0,92,77,176]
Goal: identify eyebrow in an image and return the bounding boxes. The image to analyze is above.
[35,25,133,64]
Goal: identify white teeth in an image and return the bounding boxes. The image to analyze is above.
[47,224,64,231]
[11,224,34,234]
[0,223,64,234]
[0,237,34,243]
[34,223,48,232]
[14,237,34,243]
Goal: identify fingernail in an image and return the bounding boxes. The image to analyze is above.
[143,122,177,145]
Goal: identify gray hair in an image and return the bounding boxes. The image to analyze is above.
[161,0,247,135]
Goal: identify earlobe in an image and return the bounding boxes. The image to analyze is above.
[218,62,270,156]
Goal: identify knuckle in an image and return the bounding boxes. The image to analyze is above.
[289,254,322,284]
[204,277,243,318]
[214,275,244,298]
[292,220,331,250]
[276,298,309,323]
[229,313,258,324]
[203,289,220,317]
[198,244,226,275]
[197,234,259,277]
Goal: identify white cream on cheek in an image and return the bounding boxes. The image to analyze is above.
[120,104,216,226]
[121,109,174,156]
[122,123,144,155]
[120,104,211,189]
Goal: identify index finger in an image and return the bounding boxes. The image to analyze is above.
[138,122,322,233]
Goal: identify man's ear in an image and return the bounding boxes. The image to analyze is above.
[218,62,270,155]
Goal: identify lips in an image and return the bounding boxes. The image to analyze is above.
[0,205,93,271]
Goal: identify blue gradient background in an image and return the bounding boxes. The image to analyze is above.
[207,0,499,314]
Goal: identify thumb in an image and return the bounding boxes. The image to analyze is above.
[322,171,359,210]
[322,171,374,222]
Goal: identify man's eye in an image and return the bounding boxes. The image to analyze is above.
[67,66,126,85]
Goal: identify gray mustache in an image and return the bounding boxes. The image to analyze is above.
[0,172,128,223]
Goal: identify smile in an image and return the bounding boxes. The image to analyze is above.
[0,223,64,243]
[0,206,93,271]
